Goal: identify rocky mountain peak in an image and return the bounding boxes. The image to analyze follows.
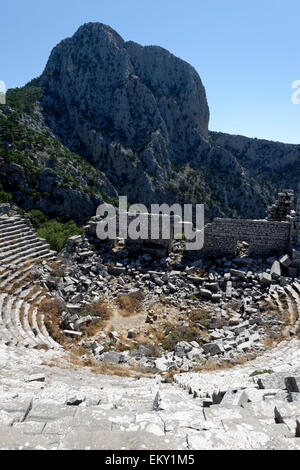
[40,22,209,159]
[3,22,300,222]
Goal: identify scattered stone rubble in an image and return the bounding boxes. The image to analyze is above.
[0,338,300,449]
[32,224,297,373]
[2,195,300,449]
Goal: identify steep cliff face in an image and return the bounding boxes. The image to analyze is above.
[37,22,210,205]
[0,105,117,223]
[2,22,300,221]
[210,131,300,193]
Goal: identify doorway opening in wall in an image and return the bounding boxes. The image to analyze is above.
[236,240,250,257]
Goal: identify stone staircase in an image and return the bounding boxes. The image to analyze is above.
[0,338,300,449]
[1,214,300,449]
[269,282,300,337]
[0,215,61,350]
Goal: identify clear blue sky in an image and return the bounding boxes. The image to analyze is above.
[1,0,300,144]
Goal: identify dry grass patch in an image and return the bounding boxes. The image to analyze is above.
[162,324,201,351]
[189,310,211,328]
[42,352,153,378]
[117,290,145,316]
[41,298,68,346]
[47,260,67,278]
[264,335,282,349]
[41,297,113,346]
[191,352,257,373]
[259,299,278,312]
[24,284,42,301]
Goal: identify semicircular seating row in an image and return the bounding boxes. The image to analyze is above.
[0,215,62,350]
[269,282,300,337]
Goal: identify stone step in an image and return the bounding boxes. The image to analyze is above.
[0,289,60,350]
[0,295,20,346]
[3,250,55,269]
[29,304,58,350]
[21,303,42,348]
[0,232,36,247]
[0,230,34,246]
[0,265,33,288]
[0,216,22,226]
[0,239,48,260]
[0,219,28,230]
[11,299,34,348]
[2,245,50,265]
[0,224,31,237]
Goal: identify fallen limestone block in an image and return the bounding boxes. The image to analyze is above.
[274,402,300,434]
[220,389,248,407]
[225,281,232,299]
[187,275,202,285]
[212,293,222,302]
[199,289,212,300]
[203,282,219,293]
[260,273,272,286]
[186,347,204,361]
[271,261,281,280]
[93,345,104,356]
[25,374,46,383]
[102,352,125,364]
[75,315,92,327]
[63,330,83,337]
[66,396,86,406]
[107,265,126,275]
[243,388,273,403]
[127,329,137,339]
[236,341,252,352]
[279,254,292,268]
[288,392,300,402]
[257,372,287,390]
[203,343,223,356]
[230,269,246,280]
[285,377,300,393]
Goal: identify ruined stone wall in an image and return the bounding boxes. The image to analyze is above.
[84,212,181,254]
[201,218,291,257]
[85,210,292,259]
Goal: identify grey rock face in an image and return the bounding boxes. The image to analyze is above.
[4,22,299,221]
[38,22,209,206]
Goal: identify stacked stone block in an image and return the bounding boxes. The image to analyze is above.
[200,219,291,258]
[85,212,182,255]
[267,190,294,221]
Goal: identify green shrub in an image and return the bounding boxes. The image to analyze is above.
[0,190,12,203]
[37,219,83,252]
[6,85,44,115]
[165,182,178,194]
[28,209,48,228]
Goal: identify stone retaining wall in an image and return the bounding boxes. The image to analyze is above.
[201,218,291,257]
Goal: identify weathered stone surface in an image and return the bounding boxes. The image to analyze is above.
[280,254,292,268]
[285,377,300,393]
[271,261,281,279]
[25,374,46,383]
[260,273,272,286]
[203,343,223,356]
